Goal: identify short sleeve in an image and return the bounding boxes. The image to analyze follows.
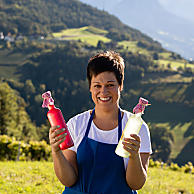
[139,122,152,154]
[123,121,152,170]
[66,111,90,153]
[67,118,76,152]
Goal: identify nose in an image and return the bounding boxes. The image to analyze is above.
[100,86,108,95]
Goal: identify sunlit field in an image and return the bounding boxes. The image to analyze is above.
[0,161,193,194]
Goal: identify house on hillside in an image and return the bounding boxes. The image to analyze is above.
[16,35,24,40]
[4,32,14,42]
[0,32,4,40]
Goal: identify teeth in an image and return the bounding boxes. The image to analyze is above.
[99,97,111,101]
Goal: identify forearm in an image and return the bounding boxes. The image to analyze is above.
[126,153,147,190]
[52,150,78,187]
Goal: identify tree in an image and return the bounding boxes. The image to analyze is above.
[97,40,106,50]
[153,52,159,60]
[0,81,38,141]
[150,125,174,162]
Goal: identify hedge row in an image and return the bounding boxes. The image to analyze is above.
[0,135,51,161]
[1,135,193,174]
[149,159,194,174]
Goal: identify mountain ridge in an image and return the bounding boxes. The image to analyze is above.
[0,0,157,45]
[79,0,194,59]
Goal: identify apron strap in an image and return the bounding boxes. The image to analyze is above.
[85,108,122,142]
[85,109,95,137]
[118,108,122,141]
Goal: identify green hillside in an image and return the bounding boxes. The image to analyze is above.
[52,26,111,46]
[0,0,157,45]
[0,0,193,165]
[0,40,193,164]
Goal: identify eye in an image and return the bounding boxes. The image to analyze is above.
[107,84,114,87]
[94,84,101,88]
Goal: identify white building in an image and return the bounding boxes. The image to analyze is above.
[4,32,14,42]
[0,32,4,40]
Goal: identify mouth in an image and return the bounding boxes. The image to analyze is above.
[98,97,112,102]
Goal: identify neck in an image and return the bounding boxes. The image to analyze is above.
[94,105,119,121]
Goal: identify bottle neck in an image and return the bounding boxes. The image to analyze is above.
[48,104,55,110]
[135,112,142,117]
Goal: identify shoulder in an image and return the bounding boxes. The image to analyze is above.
[140,117,149,135]
[121,108,149,130]
[68,110,91,125]
[67,110,91,149]
[121,108,150,138]
[120,109,133,124]
[66,110,91,152]
[121,109,132,118]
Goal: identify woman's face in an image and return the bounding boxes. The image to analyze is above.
[90,71,122,111]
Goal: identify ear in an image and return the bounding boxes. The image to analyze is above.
[119,84,123,91]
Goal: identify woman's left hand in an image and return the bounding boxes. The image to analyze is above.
[122,134,141,159]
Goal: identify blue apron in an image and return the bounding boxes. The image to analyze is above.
[63,109,137,194]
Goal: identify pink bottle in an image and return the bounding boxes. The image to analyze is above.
[42,91,74,150]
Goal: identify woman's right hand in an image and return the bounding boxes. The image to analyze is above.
[49,125,67,152]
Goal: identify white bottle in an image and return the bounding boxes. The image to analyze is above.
[115,97,150,158]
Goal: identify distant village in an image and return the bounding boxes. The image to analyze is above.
[0,32,45,42]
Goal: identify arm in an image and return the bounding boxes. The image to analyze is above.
[49,126,78,187]
[122,134,150,190]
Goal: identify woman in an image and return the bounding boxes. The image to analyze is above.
[49,51,152,193]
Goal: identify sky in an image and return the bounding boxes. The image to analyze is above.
[158,0,194,22]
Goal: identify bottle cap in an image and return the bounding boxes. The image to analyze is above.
[133,97,150,114]
[42,91,54,108]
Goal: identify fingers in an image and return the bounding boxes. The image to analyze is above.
[49,126,67,152]
[129,134,141,142]
[49,126,66,137]
[52,132,67,144]
[49,125,60,134]
[52,135,67,145]
[122,134,141,157]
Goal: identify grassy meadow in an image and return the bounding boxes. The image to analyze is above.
[118,40,150,55]
[155,59,194,71]
[0,161,193,194]
[52,26,111,46]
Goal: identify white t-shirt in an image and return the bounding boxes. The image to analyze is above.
[67,109,152,170]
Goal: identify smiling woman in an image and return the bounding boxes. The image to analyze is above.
[90,72,121,112]
[48,50,152,194]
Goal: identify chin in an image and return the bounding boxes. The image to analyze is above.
[98,104,117,111]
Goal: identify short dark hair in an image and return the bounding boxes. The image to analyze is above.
[87,50,125,88]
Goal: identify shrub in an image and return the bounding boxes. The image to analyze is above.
[182,162,193,174]
[169,162,180,171]
[7,140,21,160]
[0,135,13,160]
[0,135,51,161]
[29,140,51,161]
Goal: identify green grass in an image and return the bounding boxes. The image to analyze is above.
[0,49,27,65]
[0,49,29,81]
[156,59,194,71]
[0,50,21,80]
[53,26,108,37]
[139,167,194,194]
[159,52,172,59]
[0,161,193,194]
[0,65,19,80]
[52,26,111,46]
[0,161,64,193]
[118,40,150,55]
